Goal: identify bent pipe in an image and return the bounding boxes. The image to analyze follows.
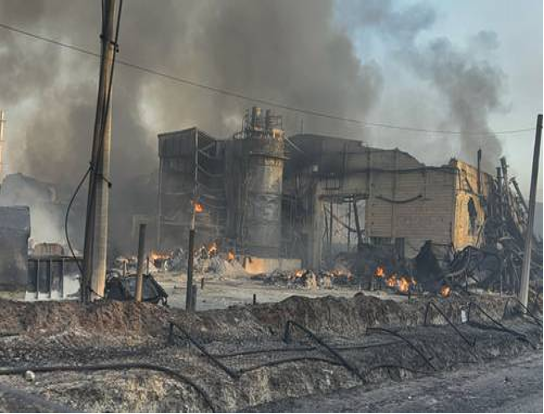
[424,301,476,348]
[169,321,240,379]
[467,302,537,349]
[365,327,436,371]
[211,340,403,359]
[283,320,365,382]
[238,356,342,374]
[0,363,215,413]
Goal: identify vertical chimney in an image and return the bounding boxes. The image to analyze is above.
[0,110,5,183]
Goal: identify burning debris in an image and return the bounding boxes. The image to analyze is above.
[112,240,247,281]
[253,267,356,290]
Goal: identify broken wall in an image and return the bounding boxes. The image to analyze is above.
[283,135,460,267]
[450,159,493,250]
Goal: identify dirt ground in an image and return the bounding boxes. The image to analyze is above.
[0,288,541,412]
[252,352,543,413]
[157,271,428,311]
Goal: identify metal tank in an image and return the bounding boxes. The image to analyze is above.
[241,107,285,257]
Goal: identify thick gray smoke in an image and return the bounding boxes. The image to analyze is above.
[0,0,382,252]
[0,0,509,251]
[338,0,506,170]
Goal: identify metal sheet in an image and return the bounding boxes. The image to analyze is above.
[0,206,30,296]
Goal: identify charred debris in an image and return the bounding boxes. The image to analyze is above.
[0,106,541,307]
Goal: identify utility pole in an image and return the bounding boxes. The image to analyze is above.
[0,110,5,183]
[82,0,119,302]
[135,223,147,302]
[186,129,199,311]
[519,114,542,309]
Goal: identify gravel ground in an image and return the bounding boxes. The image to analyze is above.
[251,352,543,413]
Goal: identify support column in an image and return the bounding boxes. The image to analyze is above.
[519,114,542,308]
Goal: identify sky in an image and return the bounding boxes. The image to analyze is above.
[0,0,542,202]
[434,0,543,201]
[340,0,543,200]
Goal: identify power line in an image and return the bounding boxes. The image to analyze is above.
[0,21,536,137]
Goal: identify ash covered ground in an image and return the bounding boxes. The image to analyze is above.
[0,292,541,412]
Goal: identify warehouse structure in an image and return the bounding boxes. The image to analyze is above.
[156,107,492,269]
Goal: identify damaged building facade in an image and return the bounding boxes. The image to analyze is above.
[0,174,82,300]
[156,107,493,272]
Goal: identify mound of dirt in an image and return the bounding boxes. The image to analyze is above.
[0,299,169,339]
[0,292,518,346]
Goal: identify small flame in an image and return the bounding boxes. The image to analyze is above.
[294,269,305,278]
[440,285,452,298]
[207,242,218,256]
[398,276,410,293]
[150,251,170,262]
[374,266,385,278]
[227,250,235,262]
[385,274,397,288]
[385,275,417,294]
[194,202,204,213]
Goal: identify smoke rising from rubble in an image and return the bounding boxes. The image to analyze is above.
[338,0,506,170]
[0,0,509,250]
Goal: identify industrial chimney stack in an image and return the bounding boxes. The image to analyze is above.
[0,110,5,183]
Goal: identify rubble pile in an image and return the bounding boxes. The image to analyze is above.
[128,242,247,279]
[252,267,357,290]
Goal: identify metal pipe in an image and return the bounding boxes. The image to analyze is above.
[135,223,147,302]
[519,114,542,309]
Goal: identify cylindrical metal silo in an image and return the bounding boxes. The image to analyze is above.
[241,109,285,257]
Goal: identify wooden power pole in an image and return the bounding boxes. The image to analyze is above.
[519,114,542,309]
[82,0,119,302]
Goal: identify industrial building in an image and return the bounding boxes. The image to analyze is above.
[156,107,493,271]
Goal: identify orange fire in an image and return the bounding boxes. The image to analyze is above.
[294,269,305,277]
[374,266,385,278]
[150,251,170,261]
[398,276,410,293]
[227,250,235,262]
[385,274,397,288]
[440,285,452,298]
[193,202,204,213]
[207,242,218,256]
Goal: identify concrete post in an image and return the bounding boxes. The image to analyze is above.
[519,114,542,309]
[82,0,117,301]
